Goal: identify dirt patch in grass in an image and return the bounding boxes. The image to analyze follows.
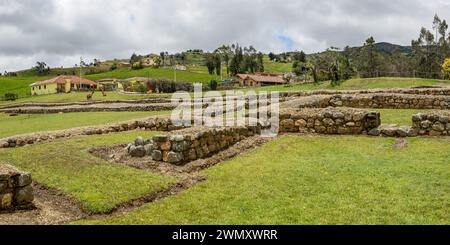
[0,182,86,225]
[0,135,272,224]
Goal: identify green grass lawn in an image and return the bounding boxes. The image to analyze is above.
[0,111,170,139]
[78,135,450,224]
[85,67,221,83]
[263,56,293,74]
[0,76,52,98]
[240,77,450,92]
[374,109,433,125]
[0,91,169,105]
[0,131,176,213]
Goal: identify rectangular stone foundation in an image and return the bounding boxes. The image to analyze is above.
[128,126,257,165]
[0,164,34,210]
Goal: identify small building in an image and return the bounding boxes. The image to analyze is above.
[237,73,286,87]
[142,57,156,67]
[96,78,120,91]
[174,64,187,71]
[30,76,97,95]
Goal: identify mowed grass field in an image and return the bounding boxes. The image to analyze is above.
[0,131,176,213]
[85,67,220,82]
[0,91,169,105]
[0,111,170,139]
[77,135,450,224]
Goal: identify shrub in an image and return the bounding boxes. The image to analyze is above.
[4,93,18,101]
[208,80,218,90]
[132,61,143,70]
[134,83,146,93]
[110,63,118,71]
[442,58,450,79]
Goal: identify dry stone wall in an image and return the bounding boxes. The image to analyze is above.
[412,111,450,136]
[283,93,450,110]
[283,87,450,97]
[127,126,257,165]
[0,164,34,210]
[279,107,381,134]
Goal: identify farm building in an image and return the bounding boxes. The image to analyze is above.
[96,78,122,91]
[30,76,97,95]
[237,73,286,86]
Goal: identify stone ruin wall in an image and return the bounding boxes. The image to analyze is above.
[279,107,381,135]
[0,165,34,210]
[127,126,258,165]
[412,111,450,136]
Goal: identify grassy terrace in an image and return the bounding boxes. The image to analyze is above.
[0,91,169,105]
[85,67,220,82]
[78,135,450,224]
[0,111,170,139]
[240,77,450,92]
[0,131,175,213]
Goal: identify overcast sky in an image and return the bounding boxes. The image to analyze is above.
[0,0,449,71]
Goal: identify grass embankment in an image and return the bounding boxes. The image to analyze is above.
[0,131,176,213]
[78,135,449,224]
[0,111,171,139]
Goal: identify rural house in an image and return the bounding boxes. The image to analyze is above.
[237,73,286,86]
[30,76,97,95]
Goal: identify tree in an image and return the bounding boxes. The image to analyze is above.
[213,54,221,76]
[152,56,161,68]
[442,58,450,79]
[256,52,264,72]
[208,80,218,90]
[411,15,448,78]
[268,52,276,61]
[215,45,232,75]
[292,51,306,62]
[34,61,50,75]
[360,36,379,77]
[130,53,141,64]
[204,53,215,75]
[160,52,166,67]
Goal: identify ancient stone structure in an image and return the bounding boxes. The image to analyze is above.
[282,87,450,97]
[412,111,450,136]
[0,116,185,149]
[0,165,34,210]
[283,93,450,110]
[127,126,258,165]
[279,107,381,134]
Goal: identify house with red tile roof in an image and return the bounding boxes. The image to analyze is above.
[237,73,286,87]
[30,76,97,95]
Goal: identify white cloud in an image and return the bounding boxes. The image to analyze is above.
[0,0,449,71]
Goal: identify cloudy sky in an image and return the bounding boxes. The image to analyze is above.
[0,0,449,71]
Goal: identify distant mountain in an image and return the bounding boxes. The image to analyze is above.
[373,42,412,55]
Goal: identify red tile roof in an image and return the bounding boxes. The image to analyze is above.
[237,73,286,84]
[30,76,97,86]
